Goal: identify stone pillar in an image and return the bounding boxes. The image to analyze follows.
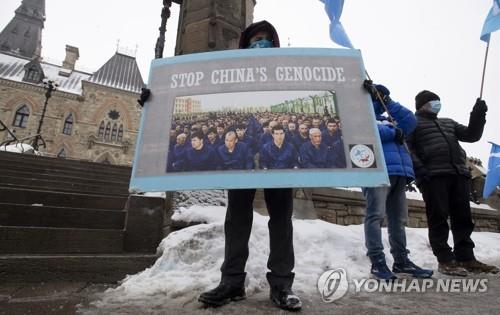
[175,0,256,55]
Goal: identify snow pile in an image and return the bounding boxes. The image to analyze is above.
[83,205,500,312]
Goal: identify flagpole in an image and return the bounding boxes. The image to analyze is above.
[480,40,490,99]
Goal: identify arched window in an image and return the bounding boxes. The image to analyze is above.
[104,122,111,140]
[62,114,73,135]
[111,123,118,141]
[117,125,124,142]
[57,148,66,158]
[13,105,30,128]
[98,121,105,138]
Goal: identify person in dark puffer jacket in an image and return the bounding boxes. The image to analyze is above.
[407,90,499,276]
[361,80,433,280]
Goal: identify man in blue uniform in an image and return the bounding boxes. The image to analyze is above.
[167,133,188,172]
[260,125,299,170]
[217,131,253,170]
[184,131,218,171]
[292,123,309,151]
[298,128,334,168]
[205,127,223,150]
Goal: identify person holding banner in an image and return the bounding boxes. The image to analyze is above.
[198,21,302,311]
[407,91,499,276]
[361,81,433,280]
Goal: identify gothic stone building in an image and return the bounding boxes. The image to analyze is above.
[0,0,143,165]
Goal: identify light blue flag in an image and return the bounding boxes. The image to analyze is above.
[320,0,354,48]
[481,0,500,43]
[483,142,500,198]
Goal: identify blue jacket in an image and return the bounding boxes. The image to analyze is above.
[259,133,273,148]
[299,142,335,168]
[321,130,342,148]
[260,142,299,169]
[292,134,309,151]
[375,100,416,179]
[167,143,188,172]
[185,145,218,171]
[238,135,257,154]
[217,142,254,170]
[205,137,223,151]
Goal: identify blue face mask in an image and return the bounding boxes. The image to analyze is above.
[248,39,274,49]
[429,100,441,114]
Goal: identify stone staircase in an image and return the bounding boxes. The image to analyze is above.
[0,151,165,282]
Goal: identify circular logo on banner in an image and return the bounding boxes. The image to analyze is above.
[350,144,375,168]
[317,268,349,303]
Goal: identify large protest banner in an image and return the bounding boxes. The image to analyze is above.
[130,48,388,192]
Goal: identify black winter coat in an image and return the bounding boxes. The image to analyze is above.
[407,109,485,184]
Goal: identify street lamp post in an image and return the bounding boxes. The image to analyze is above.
[32,79,57,150]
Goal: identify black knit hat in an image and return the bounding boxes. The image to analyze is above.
[239,20,280,49]
[415,90,440,110]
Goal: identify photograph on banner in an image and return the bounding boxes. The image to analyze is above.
[167,90,346,173]
[131,48,388,191]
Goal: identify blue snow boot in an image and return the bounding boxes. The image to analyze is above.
[393,260,434,278]
[371,261,397,281]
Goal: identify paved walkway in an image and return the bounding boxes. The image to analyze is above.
[1,274,499,315]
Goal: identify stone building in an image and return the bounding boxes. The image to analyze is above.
[0,0,144,165]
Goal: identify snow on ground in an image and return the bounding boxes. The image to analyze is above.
[85,205,500,311]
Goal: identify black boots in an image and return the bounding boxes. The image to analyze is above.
[198,283,246,307]
[269,285,302,311]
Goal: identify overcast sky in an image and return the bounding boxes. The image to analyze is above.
[0,0,498,165]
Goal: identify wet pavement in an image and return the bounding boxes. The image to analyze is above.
[1,274,499,315]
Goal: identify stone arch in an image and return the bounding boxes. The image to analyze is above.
[5,96,38,112]
[51,138,74,158]
[95,151,117,165]
[91,99,133,131]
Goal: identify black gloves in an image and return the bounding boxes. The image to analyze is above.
[137,88,151,107]
[394,128,405,145]
[473,98,488,114]
[363,80,391,104]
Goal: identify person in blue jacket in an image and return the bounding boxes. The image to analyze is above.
[205,127,223,150]
[361,80,433,280]
[298,128,334,168]
[321,119,341,148]
[235,124,257,155]
[260,124,299,170]
[184,131,218,171]
[167,133,188,172]
[292,123,309,151]
[217,131,254,170]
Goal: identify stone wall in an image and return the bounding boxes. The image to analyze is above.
[305,188,499,233]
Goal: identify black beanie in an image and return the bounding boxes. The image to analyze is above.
[415,90,440,110]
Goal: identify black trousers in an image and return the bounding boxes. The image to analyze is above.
[420,175,475,263]
[220,188,295,288]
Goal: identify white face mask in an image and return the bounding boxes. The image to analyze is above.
[428,100,441,114]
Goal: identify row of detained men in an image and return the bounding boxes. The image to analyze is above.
[166,128,346,172]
